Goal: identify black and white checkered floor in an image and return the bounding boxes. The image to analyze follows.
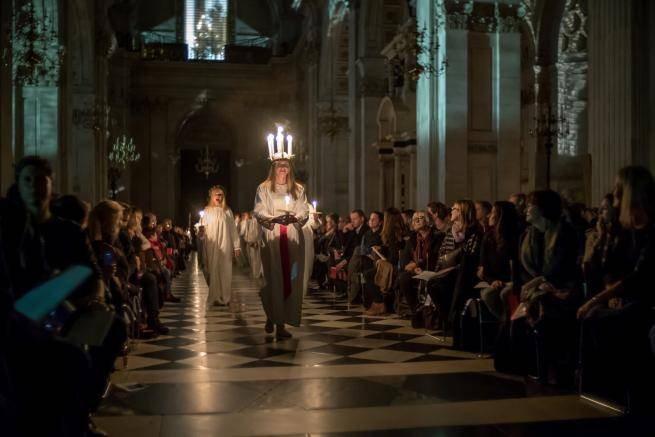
[96,255,626,436]
[128,270,462,371]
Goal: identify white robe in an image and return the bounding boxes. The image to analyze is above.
[302,204,319,295]
[243,217,263,280]
[253,182,308,326]
[200,206,240,305]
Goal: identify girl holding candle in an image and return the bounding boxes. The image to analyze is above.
[200,185,241,307]
[253,159,309,338]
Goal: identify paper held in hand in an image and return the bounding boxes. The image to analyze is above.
[474,281,491,289]
[371,246,386,261]
[413,266,457,281]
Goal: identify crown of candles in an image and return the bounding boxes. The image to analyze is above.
[266,126,294,161]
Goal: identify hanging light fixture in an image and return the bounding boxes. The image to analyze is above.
[1,0,65,86]
[195,145,219,179]
[108,135,140,199]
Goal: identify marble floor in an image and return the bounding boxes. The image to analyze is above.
[96,256,632,436]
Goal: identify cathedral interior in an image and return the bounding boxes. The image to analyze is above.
[1,0,654,436]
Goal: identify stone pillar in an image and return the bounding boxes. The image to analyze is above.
[347,4,361,211]
[416,0,441,207]
[379,150,394,209]
[408,145,417,209]
[0,0,13,193]
[496,30,521,201]
[149,97,171,217]
[588,0,648,204]
[357,59,386,212]
[444,28,468,203]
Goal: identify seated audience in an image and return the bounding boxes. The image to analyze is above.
[333,210,368,301]
[475,200,492,233]
[511,190,581,384]
[427,201,450,233]
[398,210,444,315]
[427,200,482,328]
[0,156,115,436]
[363,208,405,315]
[478,201,520,321]
[577,166,655,413]
[51,194,91,229]
[314,213,342,289]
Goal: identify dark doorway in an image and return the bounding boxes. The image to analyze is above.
[179,148,231,226]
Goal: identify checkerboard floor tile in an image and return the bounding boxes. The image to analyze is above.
[120,260,472,372]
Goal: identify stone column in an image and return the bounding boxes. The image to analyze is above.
[443,28,468,203]
[588,0,646,204]
[347,3,361,211]
[416,0,441,207]
[357,59,386,212]
[0,0,13,193]
[495,29,521,201]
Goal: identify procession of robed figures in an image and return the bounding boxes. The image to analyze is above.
[196,125,320,339]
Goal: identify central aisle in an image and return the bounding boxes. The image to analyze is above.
[97,255,618,436]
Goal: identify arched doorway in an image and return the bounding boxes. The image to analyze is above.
[175,106,235,226]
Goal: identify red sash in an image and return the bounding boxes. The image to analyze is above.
[279,225,292,300]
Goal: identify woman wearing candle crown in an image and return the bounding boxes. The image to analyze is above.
[254,155,309,339]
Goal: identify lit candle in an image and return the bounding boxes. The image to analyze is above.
[267,134,275,159]
[276,126,284,155]
[284,195,290,209]
[286,134,293,157]
[198,210,205,218]
[312,200,317,211]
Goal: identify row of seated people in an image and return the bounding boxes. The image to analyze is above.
[0,155,191,436]
[310,166,655,416]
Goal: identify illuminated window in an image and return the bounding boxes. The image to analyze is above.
[185,0,230,60]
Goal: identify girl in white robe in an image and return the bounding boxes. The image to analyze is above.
[243,213,263,280]
[302,203,321,295]
[200,185,241,307]
[253,159,308,338]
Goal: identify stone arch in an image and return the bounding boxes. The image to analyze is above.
[376,96,396,140]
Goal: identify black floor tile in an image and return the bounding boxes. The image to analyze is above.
[301,333,354,344]
[231,360,299,368]
[402,372,529,402]
[404,354,466,363]
[325,357,387,366]
[132,362,203,371]
[381,342,443,354]
[306,344,369,356]
[145,337,199,348]
[138,348,204,362]
[365,332,421,341]
[229,345,291,359]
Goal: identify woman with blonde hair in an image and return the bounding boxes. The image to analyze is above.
[253,159,309,339]
[200,185,241,307]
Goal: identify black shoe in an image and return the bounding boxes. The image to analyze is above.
[87,417,109,437]
[148,318,170,335]
[165,294,181,303]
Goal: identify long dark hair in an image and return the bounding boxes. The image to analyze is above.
[265,159,303,200]
[492,201,519,252]
[381,207,405,245]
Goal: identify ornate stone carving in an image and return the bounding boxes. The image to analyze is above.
[443,1,523,33]
[560,0,587,55]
